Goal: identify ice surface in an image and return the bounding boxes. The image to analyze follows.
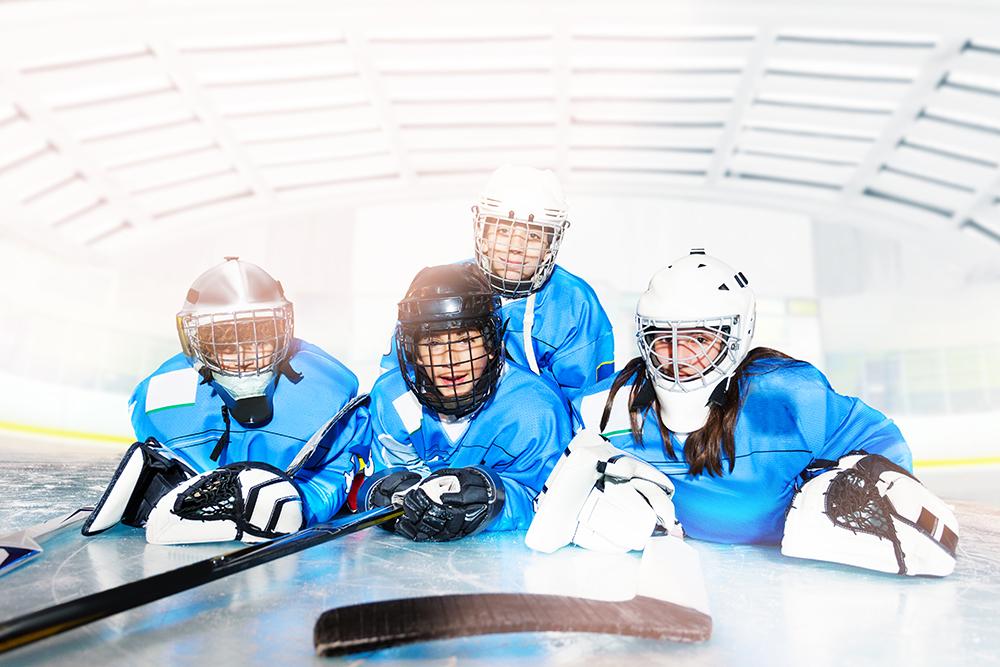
[1,440,999,666]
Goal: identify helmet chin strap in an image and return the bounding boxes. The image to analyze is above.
[211,372,277,427]
[653,375,732,435]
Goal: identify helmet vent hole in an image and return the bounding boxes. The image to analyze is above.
[718,283,730,291]
[697,263,706,268]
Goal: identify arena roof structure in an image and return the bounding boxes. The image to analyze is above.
[0,0,998,263]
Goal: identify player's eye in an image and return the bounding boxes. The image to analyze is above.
[528,231,543,241]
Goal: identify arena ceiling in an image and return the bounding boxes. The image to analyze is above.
[1,0,999,258]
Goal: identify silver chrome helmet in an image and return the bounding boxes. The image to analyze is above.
[176,257,294,380]
[473,165,569,298]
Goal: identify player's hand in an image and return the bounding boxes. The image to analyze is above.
[396,467,505,542]
[145,462,305,545]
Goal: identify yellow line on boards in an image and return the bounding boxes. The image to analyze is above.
[914,457,1000,469]
[0,420,996,468]
[0,421,132,444]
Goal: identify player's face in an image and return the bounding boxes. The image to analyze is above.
[478,218,550,282]
[415,328,490,399]
[198,318,284,375]
[650,328,726,379]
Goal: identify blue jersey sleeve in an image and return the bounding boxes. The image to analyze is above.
[481,396,570,531]
[548,329,615,399]
[293,401,373,525]
[752,361,913,472]
[538,270,615,400]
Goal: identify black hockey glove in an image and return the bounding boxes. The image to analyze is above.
[82,438,196,536]
[362,469,423,509]
[396,467,505,542]
[358,468,422,532]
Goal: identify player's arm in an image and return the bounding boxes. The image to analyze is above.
[547,300,615,398]
[480,393,574,532]
[780,365,955,576]
[792,363,913,470]
[292,400,374,524]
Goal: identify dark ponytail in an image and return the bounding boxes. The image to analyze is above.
[601,347,792,477]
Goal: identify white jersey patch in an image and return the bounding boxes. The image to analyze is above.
[145,368,199,414]
[392,391,424,434]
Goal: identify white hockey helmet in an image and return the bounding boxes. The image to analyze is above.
[636,249,756,433]
[176,257,294,380]
[473,164,569,298]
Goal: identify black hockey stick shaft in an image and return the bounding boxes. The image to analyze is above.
[314,591,712,656]
[0,505,402,655]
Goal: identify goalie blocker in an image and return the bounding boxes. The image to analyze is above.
[782,452,959,577]
[526,429,681,554]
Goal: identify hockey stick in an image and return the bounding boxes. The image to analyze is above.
[315,591,711,655]
[0,504,402,655]
[0,507,94,577]
[315,536,712,655]
[286,393,370,476]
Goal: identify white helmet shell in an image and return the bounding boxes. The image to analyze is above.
[176,257,294,379]
[636,250,756,433]
[473,164,570,298]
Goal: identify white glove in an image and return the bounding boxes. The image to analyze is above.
[782,453,959,577]
[526,429,682,554]
[145,462,305,545]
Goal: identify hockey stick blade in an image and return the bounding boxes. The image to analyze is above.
[314,592,712,656]
[0,505,402,655]
[0,507,93,577]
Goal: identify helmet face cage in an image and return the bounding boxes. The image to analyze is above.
[179,303,293,378]
[474,209,567,298]
[636,315,742,392]
[397,311,505,418]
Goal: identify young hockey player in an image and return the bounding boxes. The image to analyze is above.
[362,262,572,541]
[537,250,958,577]
[382,165,615,401]
[82,258,371,544]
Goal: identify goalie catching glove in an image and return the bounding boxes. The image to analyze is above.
[526,429,682,554]
[82,438,195,536]
[782,452,959,577]
[395,467,505,542]
[145,462,305,545]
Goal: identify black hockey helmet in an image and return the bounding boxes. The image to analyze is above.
[395,262,505,418]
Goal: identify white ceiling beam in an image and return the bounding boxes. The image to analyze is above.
[344,30,414,186]
[841,37,966,199]
[706,28,773,185]
[950,171,1000,229]
[148,40,276,203]
[0,67,151,234]
[552,26,571,182]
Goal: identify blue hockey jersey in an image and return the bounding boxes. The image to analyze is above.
[382,262,615,401]
[129,339,371,525]
[367,362,572,532]
[574,357,913,545]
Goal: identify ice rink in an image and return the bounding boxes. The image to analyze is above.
[1,435,998,666]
